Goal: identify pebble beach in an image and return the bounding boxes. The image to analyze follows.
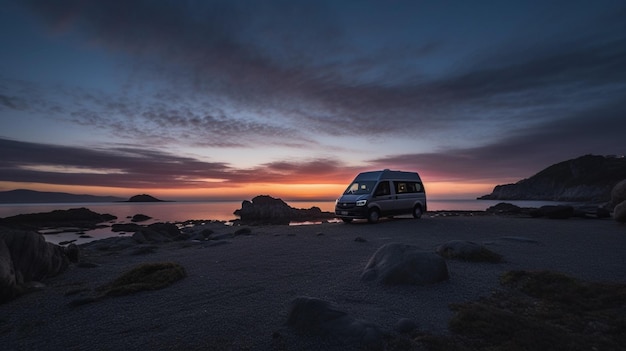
[1,214,625,350]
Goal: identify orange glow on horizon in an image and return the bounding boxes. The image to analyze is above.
[0,179,497,201]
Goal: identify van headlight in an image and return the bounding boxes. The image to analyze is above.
[356,199,367,207]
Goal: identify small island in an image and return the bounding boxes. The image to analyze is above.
[125,194,167,202]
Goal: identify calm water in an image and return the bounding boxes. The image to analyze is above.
[0,199,580,245]
[0,199,582,222]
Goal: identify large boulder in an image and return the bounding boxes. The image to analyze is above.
[361,243,449,285]
[0,240,17,301]
[0,229,69,302]
[611,180,626,208]
[614,200,626,223]
[286,297,385,349]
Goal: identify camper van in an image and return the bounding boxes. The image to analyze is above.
[335,169,427,223]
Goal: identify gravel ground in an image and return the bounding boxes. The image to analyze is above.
[1,215,625,350]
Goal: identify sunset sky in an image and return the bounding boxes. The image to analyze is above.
[1,0,625,201]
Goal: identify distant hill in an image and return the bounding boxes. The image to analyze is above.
[478,155,626,202]
[0,189,125,203]
[126,194,166,202]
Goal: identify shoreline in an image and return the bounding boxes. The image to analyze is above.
[2,215,624,350]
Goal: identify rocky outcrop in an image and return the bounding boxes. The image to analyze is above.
[478,155,626,202]
[1,229,70,302]
[0,207,116,230]
[234,195,335,225]
[361,243,449,285]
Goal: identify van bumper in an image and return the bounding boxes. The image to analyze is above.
[334,206,368,219]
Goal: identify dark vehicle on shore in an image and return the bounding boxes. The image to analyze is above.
[335,169,427,223]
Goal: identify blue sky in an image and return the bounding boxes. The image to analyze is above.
[1,0,625,200]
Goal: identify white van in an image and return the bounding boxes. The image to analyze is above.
[335,169,427,223]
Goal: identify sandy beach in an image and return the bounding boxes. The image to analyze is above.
[1,214,625,350]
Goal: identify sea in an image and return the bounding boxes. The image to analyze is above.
[0,199,580,244]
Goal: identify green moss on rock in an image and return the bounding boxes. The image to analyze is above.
[99,262,186,296]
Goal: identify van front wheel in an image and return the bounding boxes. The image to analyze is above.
[413,205,423,219]
[367,208,380,224]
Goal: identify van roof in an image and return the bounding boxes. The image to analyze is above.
[354,169,421,181]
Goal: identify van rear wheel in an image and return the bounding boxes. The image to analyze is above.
[413,205,423,219]
[367,208,380,224]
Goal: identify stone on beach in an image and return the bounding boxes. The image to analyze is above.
[610,179,626,222]
[286,296,385,349]
[361,243,449,285]
[530,205,575,219]
[613,200,626,223]
[610,179,626,208]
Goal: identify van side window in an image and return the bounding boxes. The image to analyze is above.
[394,181,424,194]
[394,182,407,193]
[374,181,390,196]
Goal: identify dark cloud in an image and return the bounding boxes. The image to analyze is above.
[369,99,626,182]
[0,94,22,110]
[0,137,232,188]
[0,138,358,188]
[14,0,626,143]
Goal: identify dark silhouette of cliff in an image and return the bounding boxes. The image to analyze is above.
[478,155,626,202]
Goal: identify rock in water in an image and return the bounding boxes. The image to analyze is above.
[234,195,334,225]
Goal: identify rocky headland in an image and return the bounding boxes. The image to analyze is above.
[478,154,626,203]
[233,195,336,225]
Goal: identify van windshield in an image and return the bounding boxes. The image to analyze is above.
[343,181,376,195]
